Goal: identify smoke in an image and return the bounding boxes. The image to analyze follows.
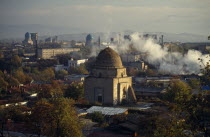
[110,32,210,74]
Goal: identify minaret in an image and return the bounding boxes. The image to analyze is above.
[35,33,38,59]
[98,36,101,47]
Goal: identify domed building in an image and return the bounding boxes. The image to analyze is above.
[84,47,136,105]
[85,34,93,46]
[22,32,33,45]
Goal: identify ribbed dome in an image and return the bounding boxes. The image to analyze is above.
[95,47,123,68]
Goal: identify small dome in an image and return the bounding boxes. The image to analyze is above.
[86,34,93,41]
[95,47,123,68]
[25,32,31,37]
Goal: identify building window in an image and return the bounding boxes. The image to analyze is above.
[98,95,103,103]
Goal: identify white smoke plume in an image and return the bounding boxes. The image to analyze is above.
[109,32,210,74]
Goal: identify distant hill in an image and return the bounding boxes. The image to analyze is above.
[56,32,209,43]
[0,24,209,43]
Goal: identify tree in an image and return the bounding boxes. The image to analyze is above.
[187,78,201,89]
[0,76,8,91]
[42,68,55,81]
[30,98,82,137]
[162,80,192,107]
[69,64,89,75]
[55,69,68,80]
[37,59,57,70]
[89,111,105,124]
[32,68,55,81]
[5,76,20,86]
[153,114,188,137]
[138,113,190,137]
[38,81,64,99]
[65,82,84,100]
[10,55,22,70]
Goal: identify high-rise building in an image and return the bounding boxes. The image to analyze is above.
[30,33,38,45]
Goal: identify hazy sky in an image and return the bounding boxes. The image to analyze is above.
[1,0,210,35]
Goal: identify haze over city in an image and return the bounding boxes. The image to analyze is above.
[0,0,210,39]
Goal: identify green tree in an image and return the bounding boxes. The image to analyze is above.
[65,82,84,100]
[89,111,105,124]
[162,80,192,107]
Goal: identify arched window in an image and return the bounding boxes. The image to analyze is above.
[123,87,127,98]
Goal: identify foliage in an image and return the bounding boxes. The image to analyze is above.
[38,81,64,99]
[138,113,190,137]
[0,105,30,136]
[10,55,22,70]
[69,64,89,75]
[162,80,192,107]
[153,114,189,137]
[65,82,84,100]
[37,59,57,70]
[55,69,68,80]
[187,78,201,89]
[13,69,32,84]
[89,111,105,124]
[31,67,55,81]
[199,54,210,85]
[0,76,8,91]
[5,76,20,86]
[29,98,82,137]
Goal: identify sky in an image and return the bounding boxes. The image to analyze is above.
[0,0,210,36]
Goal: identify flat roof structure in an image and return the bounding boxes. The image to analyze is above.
[87,106,128,116]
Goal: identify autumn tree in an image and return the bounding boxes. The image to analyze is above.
[31,67,55,81]
[38,81,64,99]
[30,98,82,137]
[10,55,22,70]
[13,69,32,84]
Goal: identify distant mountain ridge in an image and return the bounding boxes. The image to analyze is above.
[0,24,209,43]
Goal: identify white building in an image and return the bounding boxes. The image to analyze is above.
[68,59,88,68]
